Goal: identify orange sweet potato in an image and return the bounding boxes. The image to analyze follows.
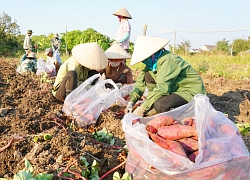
[146,124,157,134]
[218,123,237,135]
[157,124,198,140]
[148,131,187,157]
[176,138,198,154]
[146,115,175,129]
[182,117,194,126]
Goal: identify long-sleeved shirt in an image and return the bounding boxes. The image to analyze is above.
[116,19,131,50]
[52,56,89,96]
[23,35,31,50]
[100,62,133,84]
[130,50,206,111]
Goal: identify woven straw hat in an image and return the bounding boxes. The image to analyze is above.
[113,7,132,19]
[130,36,170,65]
[105,42,131,59]
[44,48,53,55]
[72,42,108,70]
[27,30,33,34]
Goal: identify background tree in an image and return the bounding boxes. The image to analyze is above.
[232,38,249,55]
[216,38,230,54]
[0,12,20,56]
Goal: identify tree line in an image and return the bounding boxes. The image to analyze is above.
[1,12,249,57]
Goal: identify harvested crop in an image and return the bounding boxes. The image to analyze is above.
[146,115,175,129]
[176,138,198,154]
[148,131,187,157]
[157,124,197,140]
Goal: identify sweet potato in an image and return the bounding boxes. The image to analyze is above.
[146,124,157,134]
[206,141,227,154]
[188,150,199,163]
[176,138,198,154]
[148,131,187,157]
[157,124,198,140]
[187,163,225,179]
[218,123,237,135]
[146,115,175,129]
[182,117,194,126]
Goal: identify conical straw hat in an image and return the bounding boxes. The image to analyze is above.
[105,42,131,59]
[72,42,108,70]
[113,7,132,19]
[130,36,170,65]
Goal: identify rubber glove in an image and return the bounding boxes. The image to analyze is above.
[124,102,133,114]
[133,106,145,117]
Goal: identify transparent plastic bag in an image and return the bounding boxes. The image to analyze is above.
[63,78,120,127]
[122,94,250,180]
[36,58,56,77]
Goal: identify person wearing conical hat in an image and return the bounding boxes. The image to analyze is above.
[52,42,108,102]
[23,29,33,54]
[124,36,206,117]
[17,51,37,74]
[52,33,61,53]
[112,7,132,53]
[100,42,133,85]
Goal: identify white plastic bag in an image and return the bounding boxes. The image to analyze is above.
[63,78,120,127]
[62,74,101,115]
[36,58,56,77]
[122,94,250,180]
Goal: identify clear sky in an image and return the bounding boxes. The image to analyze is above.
[1,0,250,49]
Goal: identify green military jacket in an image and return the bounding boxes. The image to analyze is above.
[130,51,206,111]
[52,56,89,96]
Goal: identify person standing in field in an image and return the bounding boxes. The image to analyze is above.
[52,33,61,53]
[23,30,33,54]
[113,7,132,54]
[125,36,206,117]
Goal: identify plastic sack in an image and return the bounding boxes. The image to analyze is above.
[116,84,148,107]
[36,58,56,77]
[122,94,250,180]
[63,77,120,127]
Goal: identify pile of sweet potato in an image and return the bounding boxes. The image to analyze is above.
[146,115,199,162]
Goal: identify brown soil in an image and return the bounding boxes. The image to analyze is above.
[0,58,249,179]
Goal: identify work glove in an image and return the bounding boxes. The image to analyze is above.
[133,106,146,117]
[124,102,133,114]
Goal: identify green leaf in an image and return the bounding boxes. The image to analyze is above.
[13,170,33,180]
[43,134,52,141]
[121,172,132,180]
[33,136,39,143]
[113,172,121,180]
[34,172,53,180]
[110,138,115,145]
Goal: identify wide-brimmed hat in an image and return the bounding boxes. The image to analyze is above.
[130,36,170,65]
[44,48,53,55]
[27,30,33,34]
[27,52,36,58]
[105,42,131,60]
[113,7,132,19]
[53,33,59,37]
[72,42,108,70]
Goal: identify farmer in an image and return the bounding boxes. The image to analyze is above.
[52,33,61,53]
[23,30,33,54]
[112,7,132,54]
[100,42,133,86]
[17,51,37,74]
[125,36,206,117]
[44,48,62,73]
[52,42,108,102]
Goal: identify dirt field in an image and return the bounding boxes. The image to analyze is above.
[0,58,249,179]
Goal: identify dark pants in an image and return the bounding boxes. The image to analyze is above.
[144,72,188,113]
[154,93,188,113]
[55,70,77,102]
[115,74,127,84]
